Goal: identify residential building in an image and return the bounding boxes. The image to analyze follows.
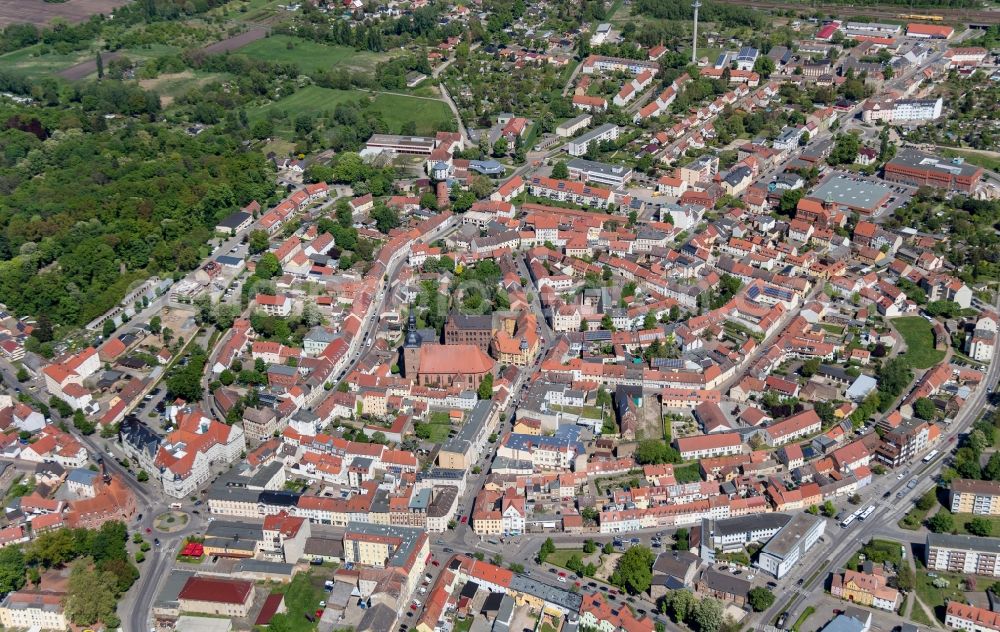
[675,433,744,460]
[951,479,1000,515]
[831,568,900,611]
[0,591,67,631]
[926,532,1000,577]
[528,176,614,209]
[946,602,1000,632]
[556,114,592,138]
[566,124,620,157]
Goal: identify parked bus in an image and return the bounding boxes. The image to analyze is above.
[840,511,859,528]
[858,506,876,521]
[923,449,939,463]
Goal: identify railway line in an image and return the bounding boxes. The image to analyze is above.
[709,0,1000,24]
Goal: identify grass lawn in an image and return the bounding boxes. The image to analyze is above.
[0,45,89,77]
[820,323,846,335]
[940,148,1000,173]
[251,86,453,137]
[267,573,325,632]
[674,463,702,484]
[236,34,390,74]
[847,539,903,570]
[910,603,934,626]
[792,606,816,632]
[891,316,946,370]
[949,511,1000,537]
[454,616,474,632]
[429,411,451,424]
[414,421,451,443]
[540,623,558,632]
[916,568,967,622]
[547,549,585,569]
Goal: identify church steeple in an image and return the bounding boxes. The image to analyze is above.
[405,308,422,348]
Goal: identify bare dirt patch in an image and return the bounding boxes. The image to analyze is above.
[200,26,267,55]
[58,51,121,80]
[0,0,129,27]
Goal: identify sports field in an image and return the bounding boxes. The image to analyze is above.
[236,35,390,74]
[252,86,454,137]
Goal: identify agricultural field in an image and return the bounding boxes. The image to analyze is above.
[892,316,946,370]
[139,71,232,107]
[0,0,128,27]
[252,86,454,137]
[0,43,185,81]
[235,34,391,74]
[0,46,94,78]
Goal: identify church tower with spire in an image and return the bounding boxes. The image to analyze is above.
[403,309,422,378]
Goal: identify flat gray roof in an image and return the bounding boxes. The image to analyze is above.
[570,123,618,146]
[761,513,822,559]
[928,532,1000,554]
[809,176,893,212]
[567,158,632,178]
[713,513,791,537]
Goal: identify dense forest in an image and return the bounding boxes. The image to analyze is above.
[0,106,274,327]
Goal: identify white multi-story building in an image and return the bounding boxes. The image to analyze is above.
[0,592,67,631]
[566,158,633,188]
[755,513,825,578]
[566,124,620,157]
[927,533,1000,577]
[131,410,246,499]
[862,97,942,124]
[967,315,997,362]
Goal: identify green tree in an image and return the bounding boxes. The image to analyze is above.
[552,161,570,179]
[493,137,509,157]
[15,366,28,382]
[913,398,936,420]
[753,56,775,78]
[895,564,914,592]
[967,517,993,537]
[747,587,775,612]
[102,319,116,339]
[477,373,494,400]
[248,230,270,254]
[609,545,655,594]
[148,315,161,335]
[801,358,821,377]
[255,252,282,279]
[983,453,1000,481]
[0,546,26,594]
[603,541,614,555]
[583,539,597,554]
[634,439,680,465]
[371,205,400,234]
[663,589,697,623]
[72,409,95,435]
[136,470,149,483]
[693,596,724,632]
[927,511,954,533]
[829,132,861,165]
[538,538,556,563]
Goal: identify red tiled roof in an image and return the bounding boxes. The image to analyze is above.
[179,577,254,604]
